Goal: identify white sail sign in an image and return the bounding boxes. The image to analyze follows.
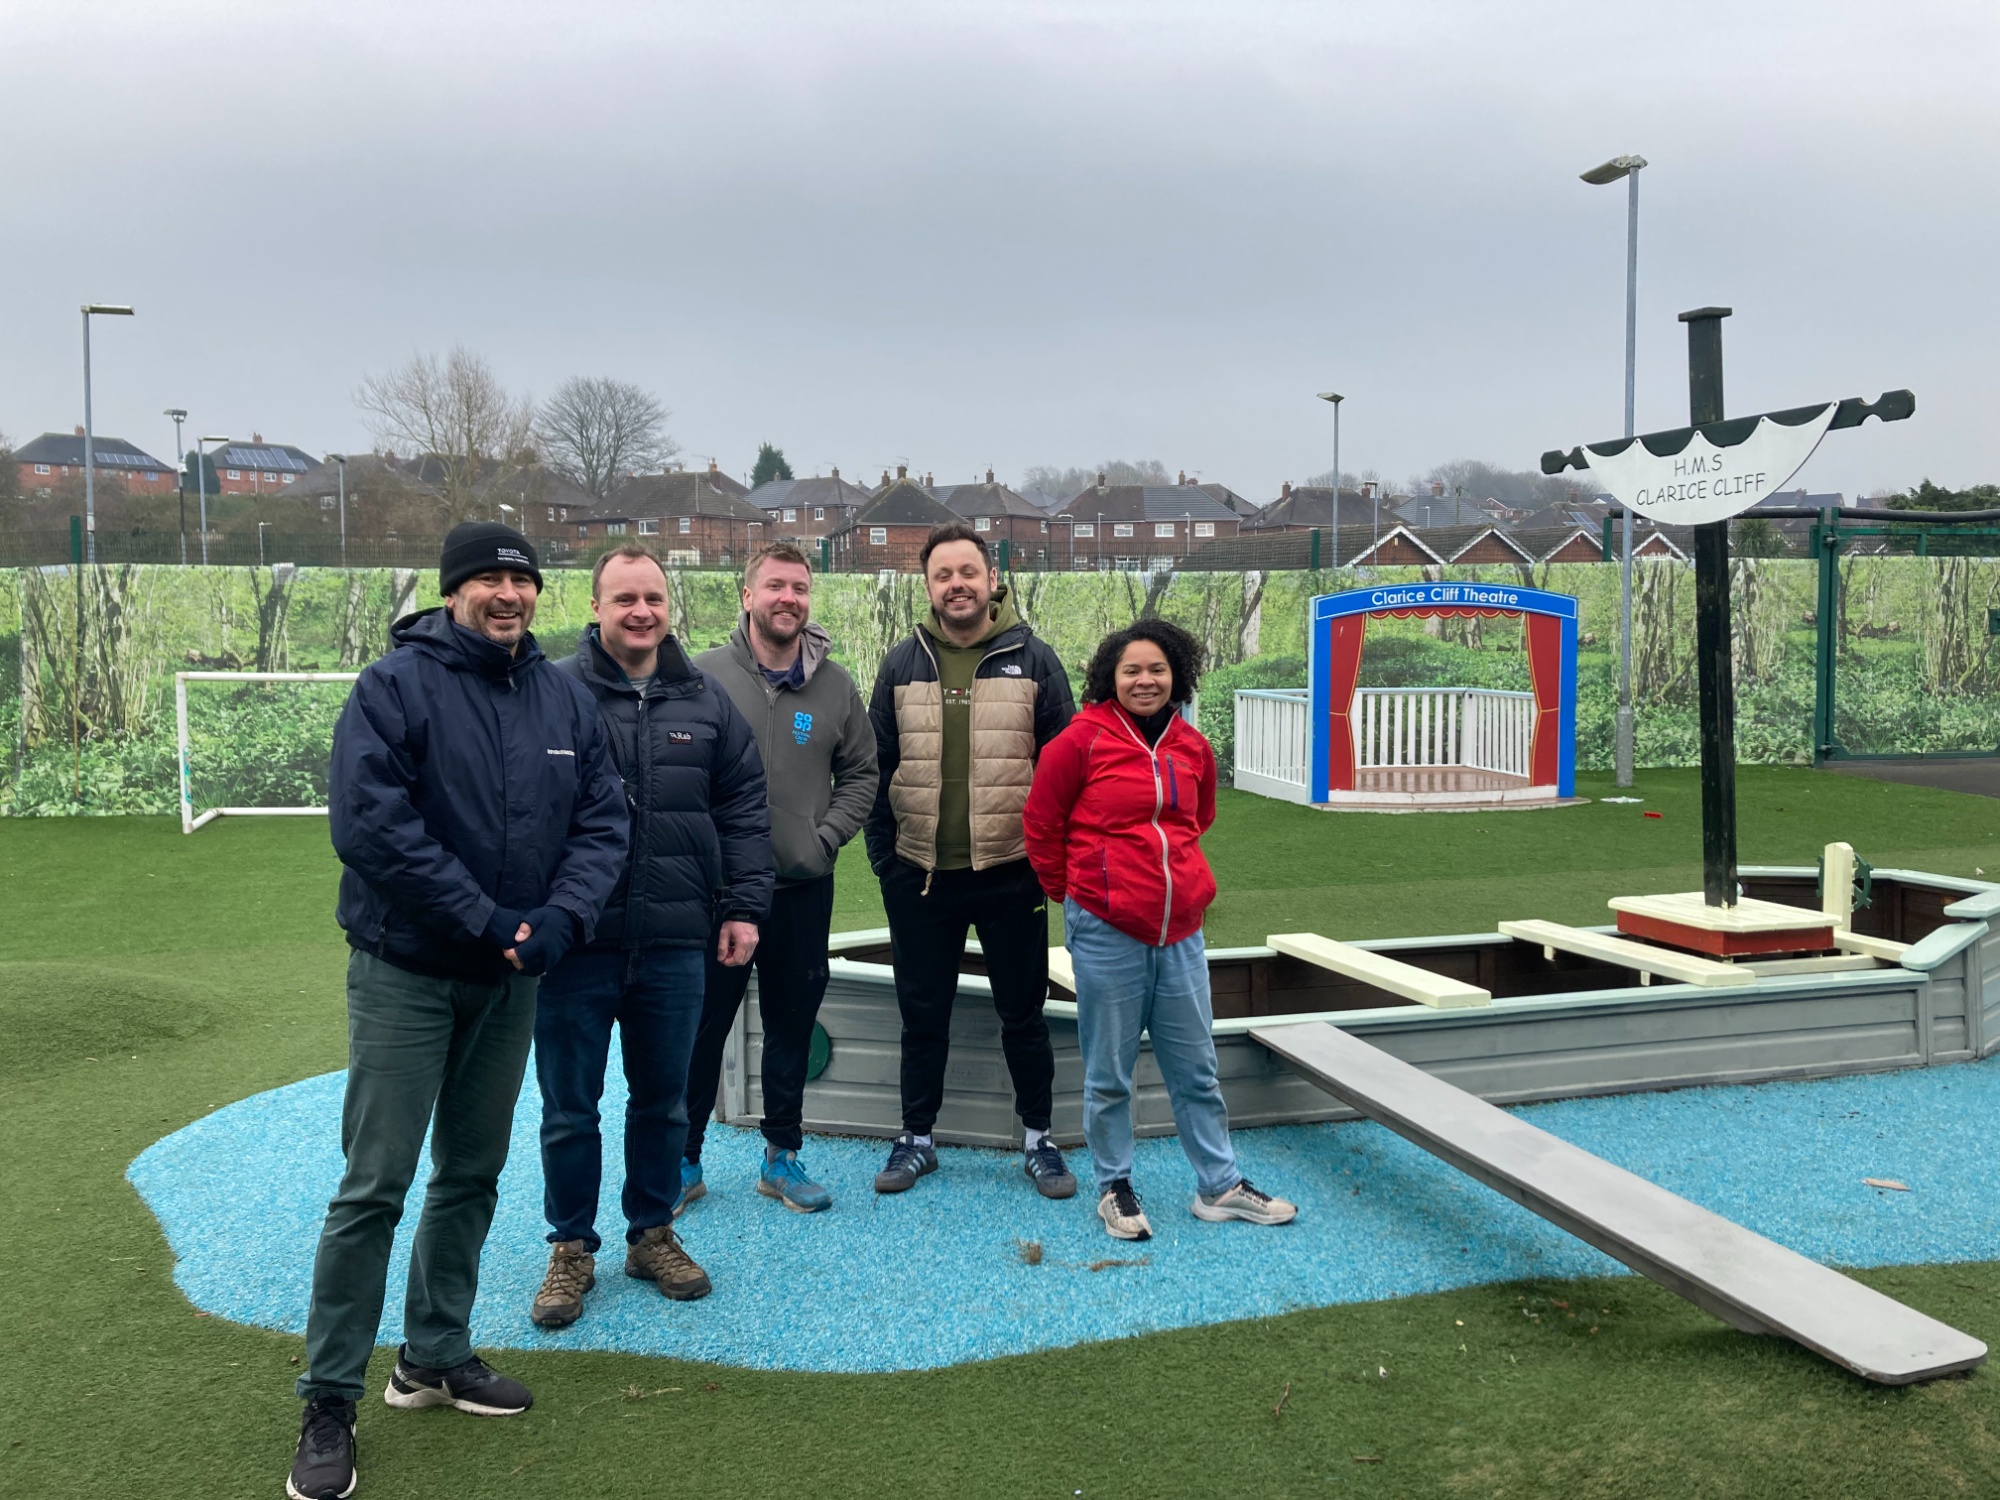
[1584,405,1838,525]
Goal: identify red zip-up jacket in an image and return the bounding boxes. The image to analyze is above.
[1022,699,1218,948]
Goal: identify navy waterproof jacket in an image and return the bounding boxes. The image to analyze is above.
[556,626,775,950]
[330,607,630,981]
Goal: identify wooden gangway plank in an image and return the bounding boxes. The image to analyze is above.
[1267,933,1490,1009]
[1498,919,1744,986]
[1250,1020,1986,1386]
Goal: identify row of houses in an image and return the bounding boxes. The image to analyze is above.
[12,426,1861,571]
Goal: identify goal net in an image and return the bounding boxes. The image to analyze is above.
[175,672,360,833]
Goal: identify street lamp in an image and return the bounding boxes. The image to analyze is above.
[195,435,229,565]
[81,303,135,564]
[257,520,271,567]
[164,408,188,564]
[1317,392,1344,564]
[327,455,348,567]
[1582,152,1647,788]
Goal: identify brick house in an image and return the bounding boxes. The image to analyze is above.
[201,436,321,495]
[1053,478,1240,570]
[576,470,771,567]
[827,479,961,572]
[16,428,177,497]
[746,469,874,548]
[1242,481,1380,533]
[931,470,1060,569]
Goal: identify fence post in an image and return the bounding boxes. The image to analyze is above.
[1812,508,1841,765]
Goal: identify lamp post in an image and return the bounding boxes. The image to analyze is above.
[1582,152,1647,788]
[81,303,135,564]
[164,408,188,564]
[327,454,348,566]
[257,520,271,567]
[1317,392,1343,564]
[195,435,229,565]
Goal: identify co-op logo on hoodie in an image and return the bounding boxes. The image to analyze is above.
[792,711,813,745]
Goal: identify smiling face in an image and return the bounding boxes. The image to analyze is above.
[924,540,995,636]
[447,570,539,651]
[1114,636,1174,719]
[744,556,813,650]
[592,553,670,670]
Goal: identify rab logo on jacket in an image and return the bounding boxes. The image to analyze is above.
[792,711,814,745]
[668,730,694,745]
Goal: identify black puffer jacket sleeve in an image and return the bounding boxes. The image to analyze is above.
[542,699,631,944]
[1028,637,1076,753]
[709,686,777,926]
[863,646,905,877]
[330,663,493,941]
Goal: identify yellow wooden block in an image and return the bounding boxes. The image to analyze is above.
[1267,932,1490,1009]
[1499,919,1742,987]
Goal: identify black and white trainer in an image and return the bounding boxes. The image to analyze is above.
[873,1132,939,1194]
[1024,1136,1078,1199]
[384,1346,534,1416]
[286,1394,357,1500]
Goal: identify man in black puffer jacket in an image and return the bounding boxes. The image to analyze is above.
[291,523,627,1500]
[528,543,774,1329]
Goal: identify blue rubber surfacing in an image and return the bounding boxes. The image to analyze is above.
[128,1048,2000,1374]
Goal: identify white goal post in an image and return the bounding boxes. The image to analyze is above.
[176,671,360,833]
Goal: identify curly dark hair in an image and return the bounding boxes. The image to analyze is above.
[1082,617,1205,708]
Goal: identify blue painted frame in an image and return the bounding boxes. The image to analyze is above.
[1307,582,1579,801]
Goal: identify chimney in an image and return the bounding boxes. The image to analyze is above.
[75,424,85,437]
[1431,481,1444,498]
[1178,470,1187,485]
[985,467,994,484]
[708,459,719,474]
[881,469,891,487]
[924,471,932,487]
[252,431,263,444]
[897,464,907,480]
[831,465,840,479]
[1095,472,1107,492]
[1281,480,1292,502]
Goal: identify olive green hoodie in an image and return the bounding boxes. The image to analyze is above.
[920,589,1022,870]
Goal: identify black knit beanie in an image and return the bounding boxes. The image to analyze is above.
[439,521,543,597]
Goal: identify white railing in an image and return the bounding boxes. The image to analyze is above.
[1232,688,1311,803]
[1355,687,1533,779]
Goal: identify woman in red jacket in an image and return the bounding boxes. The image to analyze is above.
[1024,619,1296,1242]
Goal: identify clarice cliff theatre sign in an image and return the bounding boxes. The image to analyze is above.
[1306,583,1579,802]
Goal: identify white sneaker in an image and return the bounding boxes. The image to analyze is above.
[1192,1178,1297,1225]
[1097,1180,1153,1241]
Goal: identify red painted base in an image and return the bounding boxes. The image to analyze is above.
[1615,910,1838,957]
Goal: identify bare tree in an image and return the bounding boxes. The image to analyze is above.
[355,347,532,521]
[536,376,679,498]
[1019,459,1173,504]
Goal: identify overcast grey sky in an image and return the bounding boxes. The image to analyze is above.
[4,0,1994,499]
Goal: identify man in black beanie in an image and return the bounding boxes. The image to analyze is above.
[287,521,628,1500]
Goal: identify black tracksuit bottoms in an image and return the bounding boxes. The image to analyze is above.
[684,874,836,1158]
[879,857,1054,1136]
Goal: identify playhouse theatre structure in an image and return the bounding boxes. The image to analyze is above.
[1233,581,1578,811]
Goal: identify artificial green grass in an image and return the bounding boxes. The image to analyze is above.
[4,769,2000,1497]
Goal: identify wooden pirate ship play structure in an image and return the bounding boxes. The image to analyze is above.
[710,309,1986,1382]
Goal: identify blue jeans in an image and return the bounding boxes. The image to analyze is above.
[535,945,706,1251]
[1066,900,1241,1199]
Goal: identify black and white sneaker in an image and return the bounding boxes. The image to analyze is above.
[383,1346,534,1416]
[1024,1137,1078,1199]
[1098,1179,1153,1241]
[286,1394,357,1500]
[873,1133,938,1194]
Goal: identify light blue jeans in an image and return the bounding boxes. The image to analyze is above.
[1065,899,1241,1199]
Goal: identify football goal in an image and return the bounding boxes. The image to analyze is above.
[176,671,360,833]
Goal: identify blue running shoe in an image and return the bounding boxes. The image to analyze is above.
[757,1147,833,1213]
[674,1158,705,1218]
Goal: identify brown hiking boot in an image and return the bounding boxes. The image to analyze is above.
[625,1224,711,1301]
[530,1239,596,1328]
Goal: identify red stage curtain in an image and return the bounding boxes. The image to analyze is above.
[1525,613,1562,787]
[1324,615,1367,792]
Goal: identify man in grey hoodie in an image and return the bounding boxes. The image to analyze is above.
[683,542,877,1211]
